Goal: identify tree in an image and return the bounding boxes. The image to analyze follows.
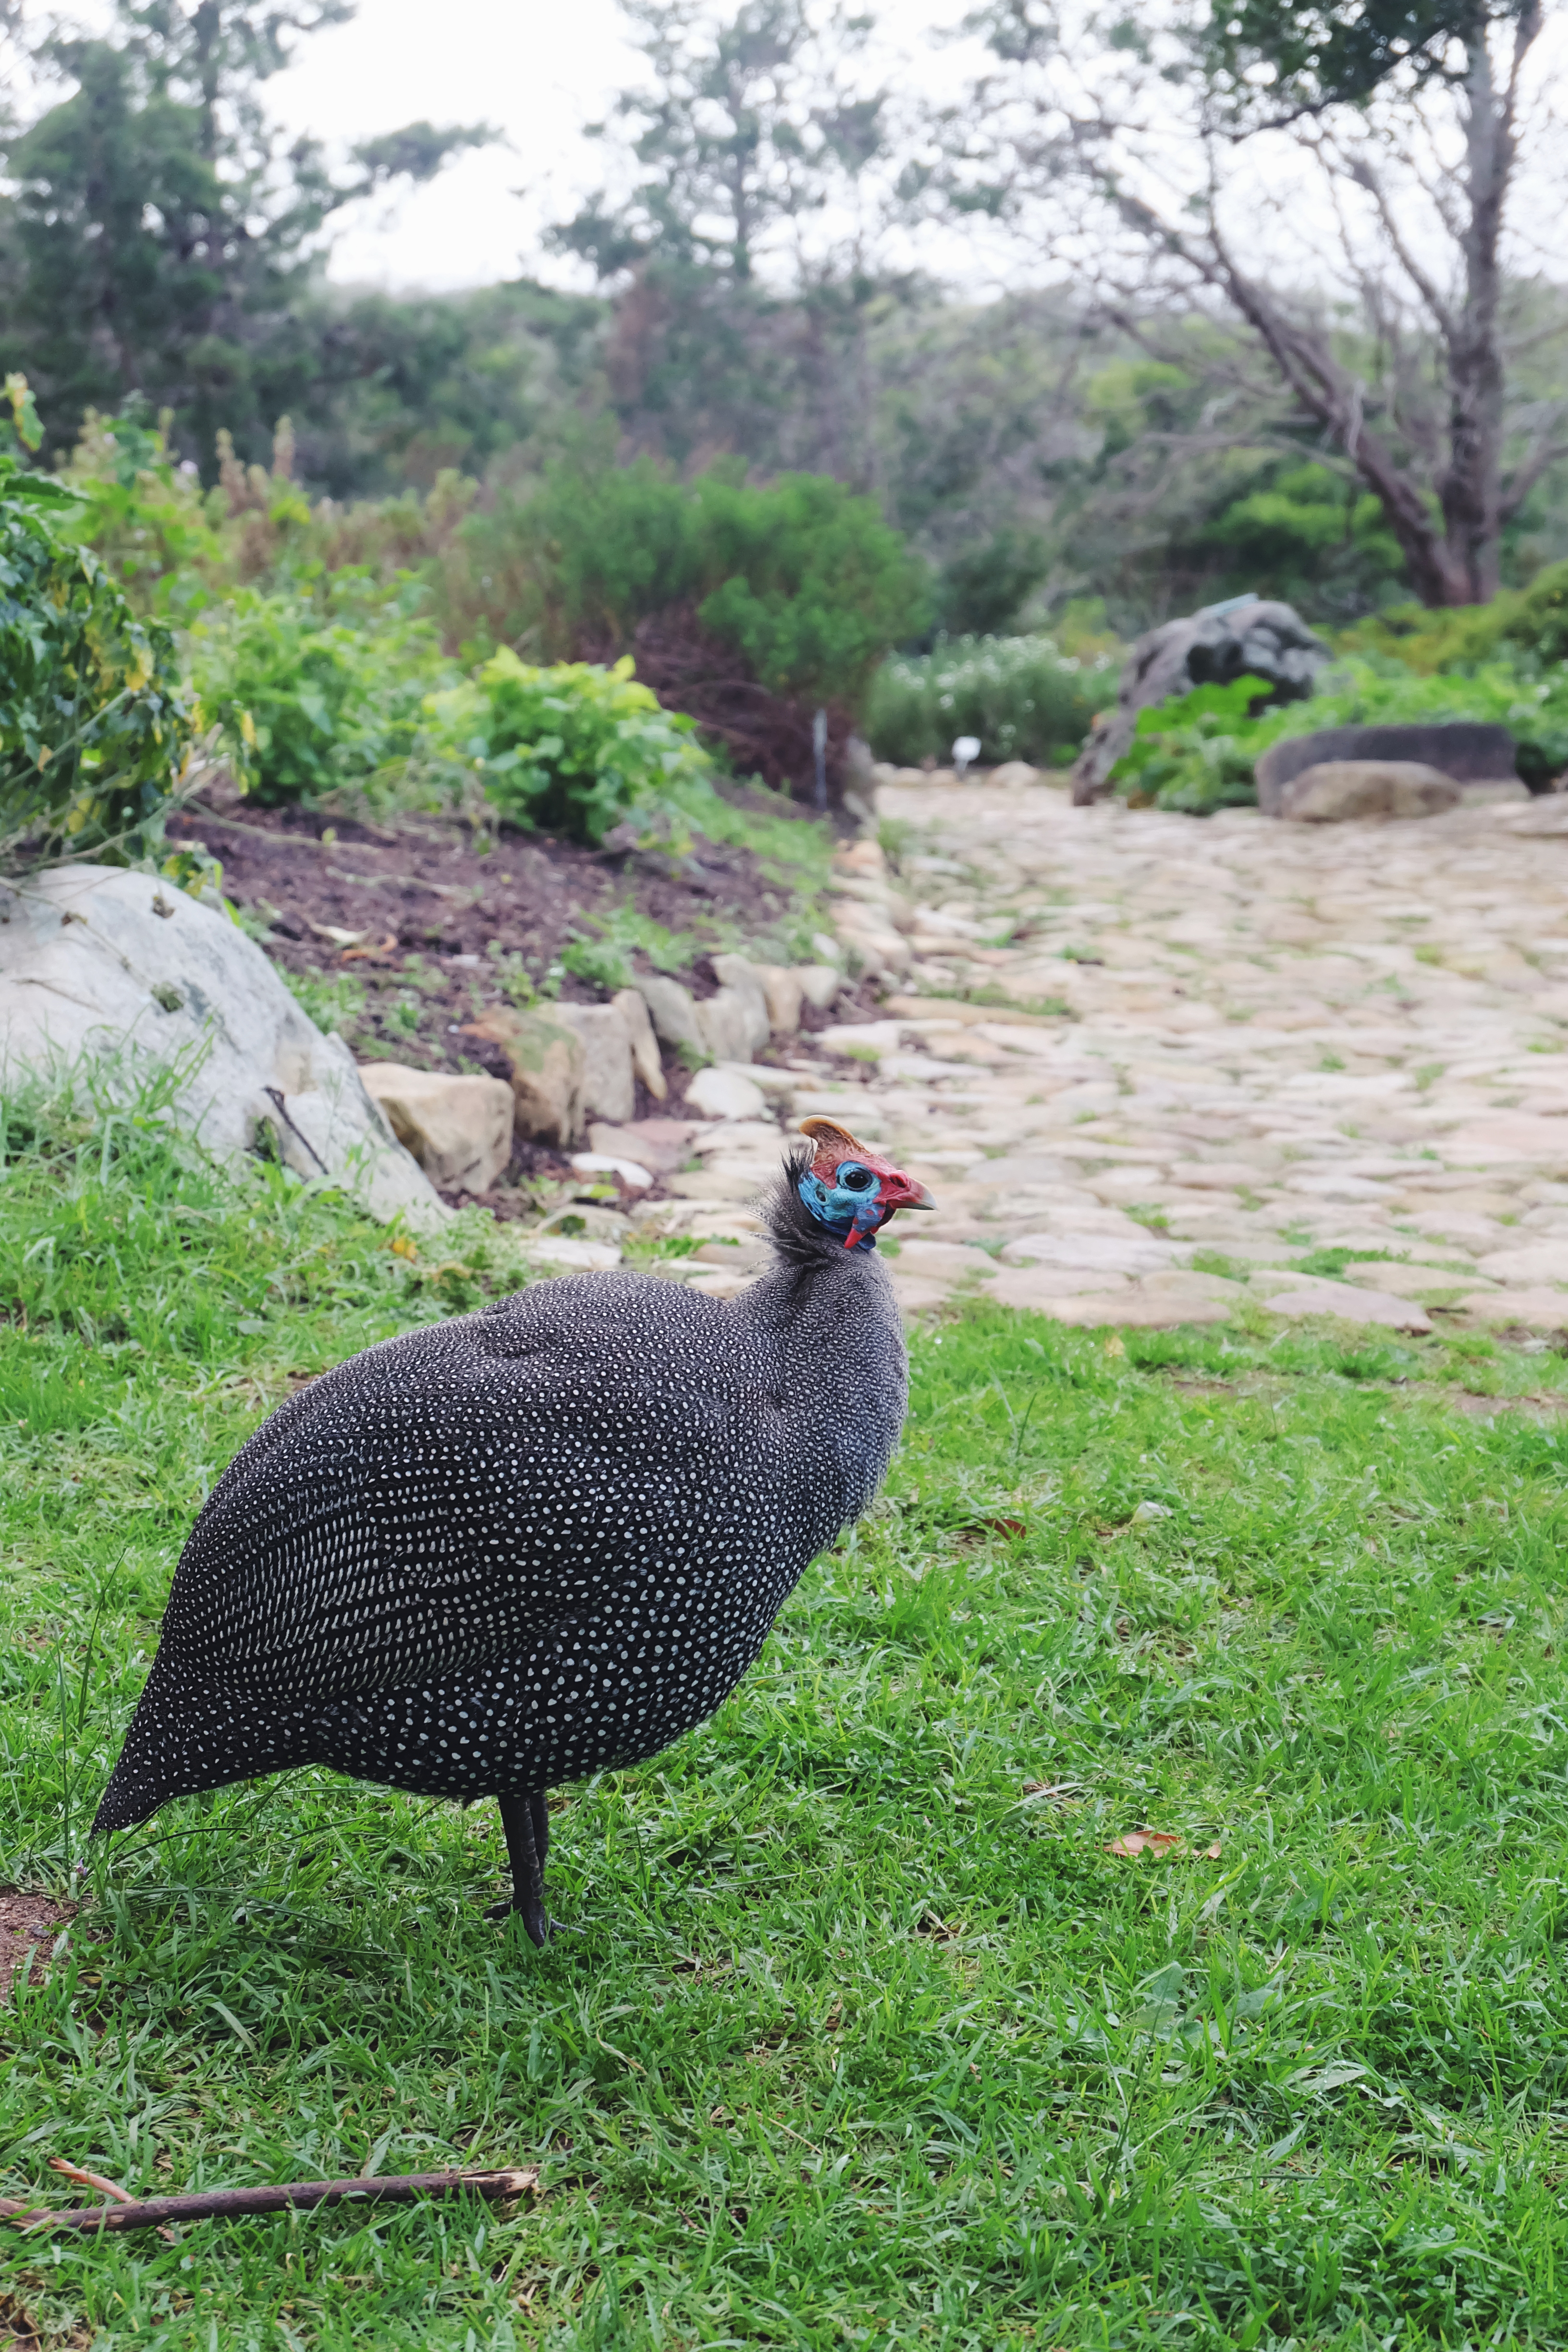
[551,0,902,480]
[281,279,606,498]
[0,1,489,467]
[947,0,1565,607]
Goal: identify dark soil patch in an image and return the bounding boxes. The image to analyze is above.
[580,604,854,799]
[0,2289,48,2350]
[167,792,875,1213]
[1448,1386,1568,1418]
[0,1890,74,2003]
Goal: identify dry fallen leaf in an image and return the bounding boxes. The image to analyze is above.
[1202,1840,1223,1860]
[1104,1829,1181,1858]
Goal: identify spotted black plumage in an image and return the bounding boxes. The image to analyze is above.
[93,1129,931,1941]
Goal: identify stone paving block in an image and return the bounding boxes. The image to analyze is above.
[999,1231,1176,1275]
[886,1241,994,1284]
[1139,1270,1250,1303]
[983,1266,1135,1310]
[1038,1290,1234,1328]
[1476,1242,1568,1283]
[1259,1281,1433,1332]
[1340,1261,1490,1299]
[889,1274,961,1317]
[1455,1287,1568,1328]
[1444,1115,1568,1165]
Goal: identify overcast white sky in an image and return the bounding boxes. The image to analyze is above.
[263,0,975,292]
[34,1,1568,301]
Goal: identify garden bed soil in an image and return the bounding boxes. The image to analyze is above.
[166,792,873,1211]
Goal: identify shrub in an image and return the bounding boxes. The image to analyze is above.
[1111,655,1568,813]
[863,633,1120,769]
[1336,560,1568,678]
[455,453,931,712]
[1502,560,1568,667]
[189,580,450,806]
[425,651,715,846]
[686,471,930,707]
[0,455,197,868]
[56,398,226,619]
[1111,676,1274,813]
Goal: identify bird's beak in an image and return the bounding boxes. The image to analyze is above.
[883,1175,936,1212]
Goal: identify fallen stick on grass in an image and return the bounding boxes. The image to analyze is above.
[47,2158,176,2245]
[0,2166,539,2234]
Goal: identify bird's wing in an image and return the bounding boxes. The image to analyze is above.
[156,1298,783,1701]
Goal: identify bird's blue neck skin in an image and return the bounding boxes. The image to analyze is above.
[798,1164,885,1251]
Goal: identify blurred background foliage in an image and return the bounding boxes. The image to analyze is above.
[0,0,1566,818]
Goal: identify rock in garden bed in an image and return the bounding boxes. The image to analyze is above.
[0,864,445,1227]
[1255,721,1521,812]
[1276,760,1461,822]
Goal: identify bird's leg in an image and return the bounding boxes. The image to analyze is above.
[492,1789,551,1947]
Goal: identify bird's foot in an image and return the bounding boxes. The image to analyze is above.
[487,1894,553,1947]
[494,1790,552,1947]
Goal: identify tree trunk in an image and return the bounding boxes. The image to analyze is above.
[1437,14,1534,603]
[1091,9,1546,609]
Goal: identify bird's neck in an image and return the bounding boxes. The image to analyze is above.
[739,1238,908,1521]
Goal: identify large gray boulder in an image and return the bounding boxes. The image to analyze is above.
[1072,595,1326,805]
[1255,721,1519,813]
[0,865,446,1226]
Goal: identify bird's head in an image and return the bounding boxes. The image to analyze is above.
[795,1117,935,1251]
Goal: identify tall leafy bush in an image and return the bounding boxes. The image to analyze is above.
[1338,559,1568,678]
[0,455,196,866]
[458,455,930,711]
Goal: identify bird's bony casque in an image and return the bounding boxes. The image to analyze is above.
[92,1117,933,1945]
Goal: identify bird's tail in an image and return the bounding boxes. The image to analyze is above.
[92,1655,317,1835]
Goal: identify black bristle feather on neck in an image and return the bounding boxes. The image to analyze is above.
[763,1149,866,1265]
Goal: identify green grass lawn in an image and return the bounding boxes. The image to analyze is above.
[5,1081,1568,2348]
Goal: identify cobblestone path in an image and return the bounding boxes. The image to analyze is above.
[663,777,1568,1334]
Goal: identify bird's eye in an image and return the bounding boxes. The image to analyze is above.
[839,1164,875,1192]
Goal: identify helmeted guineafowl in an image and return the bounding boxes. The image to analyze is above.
[92,1117,932,1943]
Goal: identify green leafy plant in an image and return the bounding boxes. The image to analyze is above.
[0,455,198,868]
[558,934,632,993]
[189,581,448,806]
[55,397,225,619]
[1111,674,1275,813]
[426,650,714,846]
[864,632,1121,770]
[1113,655,1568,813]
